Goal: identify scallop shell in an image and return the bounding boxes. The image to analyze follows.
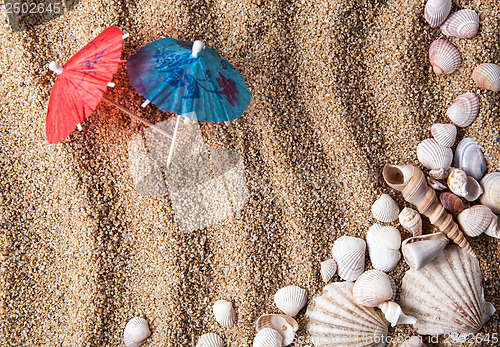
[447,168,483,201]
[454,137,487,181]
[378,301,417,327]
[439,192,465,213]
[398,207,422,236]
[253,328,283,347]
[331,236,366,282]
[472,63,500,92]
[213,300,236,328]
[353,269,396,307]
[430,123,457,147]
[416,138,453,170]
[401,232,449,270]
[429,39,461,75]
[256,314,298,346]
[274,285,308,317]
[196,333,224,347]
[400,245,495,335]
[457,205,495,237]
[320,259,337,283]
[399,336,427,347]
[305,282,389,347]
[123,317,151,347]
[424,0,452,27]
[441,9,480,38]
[371,193,400,222]
[429,167,449,180]
[480,172,500,214]
[426,176,447,191]
[446,92,479,128]
[367,224,401,272]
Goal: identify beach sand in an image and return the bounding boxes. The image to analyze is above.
[0,0,499,345]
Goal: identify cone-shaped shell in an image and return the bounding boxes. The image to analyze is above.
[399,207,422,236]
[331,236,366,282]
[401,232,449,270]
[274,285,308,317]
[353,270,396,307]
[367,224,401,272]
[480,172,500,213]
[439,192,465,213]
[256,314,298,346]
[429,39,461,75]
[457,205,495,237]
[378,301,417,327]
[197,333,224,347]
[320,259,337,283]
[213,300,236,328]
[455,137,487,181]
[371,193,400,222]
[253,328,283,347]
[123,317,151,347]
[305,282,389,347]
[399,336,427,347]
[430,123,457,147]
[447,168,483,201]
[472,63,500,92]
[425,0,452,27]
[446,92,479,128]
[426,176,447,191]
[441,9,480,38]
[417,138,453,170]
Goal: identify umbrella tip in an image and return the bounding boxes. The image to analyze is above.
[141,99,151,108]
[122,33,129,40]
[192,40,205,58]
[48,61,63,75]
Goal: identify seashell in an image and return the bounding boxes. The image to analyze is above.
[426,176,447,190]
[439,192,465,213]
[429,167,449,180]
[274,285,308,317]
[480,172,500,214]
[428,39,461,75]
[256,314,298,346]
[441,9,480,39]
[305,282,389,347]
[400,245,495,335]
[320,259,337,283]
[196,333,224,347]
[446,92,479,128]
[398,207,422,236]
[213,300,236,328]
[352,269,396,307]
[424,0,452,27]
[430,123,457,147]
[399,336,427,347]
[447,168,483,201]
[253,328,283,347]
[401,232,449,270]
[123,317,151,347]
[331,236,366,282]
[484,214,500,239]
[366,224,401,272]
[457,205,495,237]
[416,138,453,170]
[375,226,401,250]
[454,137,487,181]
[378,301,417,327]
[472,63,500,92]
[371,193,400,222]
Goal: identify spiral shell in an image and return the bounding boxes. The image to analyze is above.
[196,333,224,347]
[353,269,396,307]
[430,123,457,147]
[320,259,337,283]
[331,236,366,282]
[426,176,447,191]
[417,138,453,170]
[429,39,461,75]
[457,205,495,237]
[424,0,452,27]
[429,167,449,180]
[446,92,479,128]
[447,168,483,202]
[371,193,400,222]
[480,172,500,214]
[123,317,151,347]
[441,9,480,38]
[472,63,500,92]
[256,314,298,346]
[378,301,417,327]
[253,328,283,347]
[439,192,465,213]
[213,300,236,328]
[401,232,449,270]
[454,137,487,181]
[398,207,422,236]
[274,285,308,317]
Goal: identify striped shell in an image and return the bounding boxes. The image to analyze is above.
[213,300,236,328]
[352,269,396,307]
[367,224,401,272]
[439,192,465,213]
[429,39,461,75]
[123,317,151,347]
[320,259,337,283]
[430,123,456,147]
[454,137,487,181]
[417,138,453,170]
[441,9,480,38]
[256,314,298,346]
[457,205,495,237]
[371,193,400,222]
[331,236,366,282]
[274,285,308,317]
[253,328,283,347]
[196,333,224,347]
[472,63,500,92]
[398,207,422,236]
[424,0,452,27]
[446,92,479,128]
[480,172,500,213]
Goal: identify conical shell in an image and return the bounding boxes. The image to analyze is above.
[367,224,401,272]
[400,245,495,335]
[371,193,400,222]
[429,167,449,180]
[378,301,417,327]
[426,176,447,191]
[253,328,283,347]
[123,317,151,347]
[213,300,236,328]
[256,314,298,346]
[401,232,449,270]
[430,123,457,147]
[457,205,495,237]
[320,259,337,283]
[274,285,308,317]
[439,192,465,213]
[480,172,500,214]
[446,92,479,127]
[472,63,500,92]
[353,269,396,307]
[429,39,461,75]
[447,168,483,202]
[197,333,224,347]
[441,9,480,38]
[424,0,452,27]
[398,207,422,236]
[417,138,453,170]
[331,236,366,282]
[399,336,427,347]
[455,137,487,181]
[305,282,389,347]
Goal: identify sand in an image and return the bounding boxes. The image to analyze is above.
[0,0,499,345]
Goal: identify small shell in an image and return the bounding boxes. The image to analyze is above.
[480,172,500,213]
[331,236,366,282]
[371,193,400,222]
[256,314,298,346]
[429,39,461,75]
[367,224,401,272]
[417,138,453,170]
[430,123,457,147]
[454,137,487,181]
[353,269,396,307]
[426,176,447,190]
[457,205,495,237]
[123,317,151,347]
[447,168,484,201]
[446,92,479,128]
[274,285,308,317]
[375,226,401,250]
[213,300,236,328]
[485,215,500,239]
[472,63,500,92]
[429,167,449,180]
[378,301,417,327]
[398,207,422,236]
[441,9,480,38]
[253,328,283,347]
[401,232,449,270]
[439,192,465,213]
[400,336,427,347]
[320,259,337,283]
[425,0,452,27]
[197,333,224,347]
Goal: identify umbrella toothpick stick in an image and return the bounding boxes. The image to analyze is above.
[166,115,182,168]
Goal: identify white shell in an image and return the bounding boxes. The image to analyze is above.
[401,232,449,270]
[429,167,449,180]
[428,39,461,75]
[375,226,401,250]
[213,300,236,328]
[430,123,457,147]
[446,92,479,127]
[274,285,308,317]
[447,168,483,201]
[253,328,283,347]
[424,0,452,27]
[426,176,447,191]
[256,314,298,346]
[371,193,400,222]
[123,317,151,347]
[472,63,500,92]
[399,336,427,347]
[400,245,496,335]
[416,138,453,170]
[398,207,422,236]
[367,224,401,272]
[454,137,487,181]
[484,214,500,239]
[457,205,495,237]
[480,172,500,214]
[196,333,224,347]
[441,9,480,38]
[305,282,389,347]
[378,301,417,327]
[331,236,366,282]
[353,269,396,307]
[320,259,337,283]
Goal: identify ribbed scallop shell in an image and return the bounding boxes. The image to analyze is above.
[425,0,452,27]
[457,205,495,237]
[378,301,417,327]
[426,176,447,190]
[256,314,298,346]
[430,123,457,147]
[398,207,422,236]
[274,285,308,317]
[439,192,465,213]
[472,63,500,92]
[417,138,453,170]
[320,259,337,283]
[401,232,449,270]
[213,300,236,328]
[399,336,427,347]
[123,317,151,347]
[446,92,479,128]
[253,328,283,347]
[429,39,461,75]
[353,269,396,307]
[448,168,484,201]
[480,172,500,213]
[441,9,480,38]
[371,193,400,222]
[455,138,487,181]
[197,333,224,347]
[305,282,389,347]
[400,245,496,335]
[367,224,401,272]
[331,236,366,282]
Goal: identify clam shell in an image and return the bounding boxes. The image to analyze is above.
[416,138,453,170]
[305,282,389,347]
[457,205,495,237]
[472,63,500,92]
[424,0,452,27]
[378,301,417,327]
[441,9,480,38]
[196,333,224,347]
[256,314,298,346]
[375,226,401,250]
[253,328,283,347]
[454,137,487,181]
[400,245,495,335]
[426,176,447,191]
[429,39,461,75]
[485,215,500,239]
[274,285,308,317]
[371,193,400,222]
[123,317,151,347]
[331,236,366,282]
[429,167,449,180]
[399,336,427,347]
[398,207,422,236]
[352,269,396,307]
[320,259,337,283]
[367,224,401,272]
[430,123,457,147]
[480,172,500,214]
[439,192,465,213]
[213,300,236,328]
[401,232,449,270]
[446,92,479,128]
[447,168,484,201]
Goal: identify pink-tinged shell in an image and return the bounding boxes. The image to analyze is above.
[429,168,449,180]
[425,0,452,27]
[446,92,479,128]
[427,176,447,191]
[472,63,500,92]
[430,123,457,147]
[429,39,461,75]
[353,269,396,307]
[457,205,495,237]
[439,192,465,213]
[399,207,422,237]
[441,9,480,38]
